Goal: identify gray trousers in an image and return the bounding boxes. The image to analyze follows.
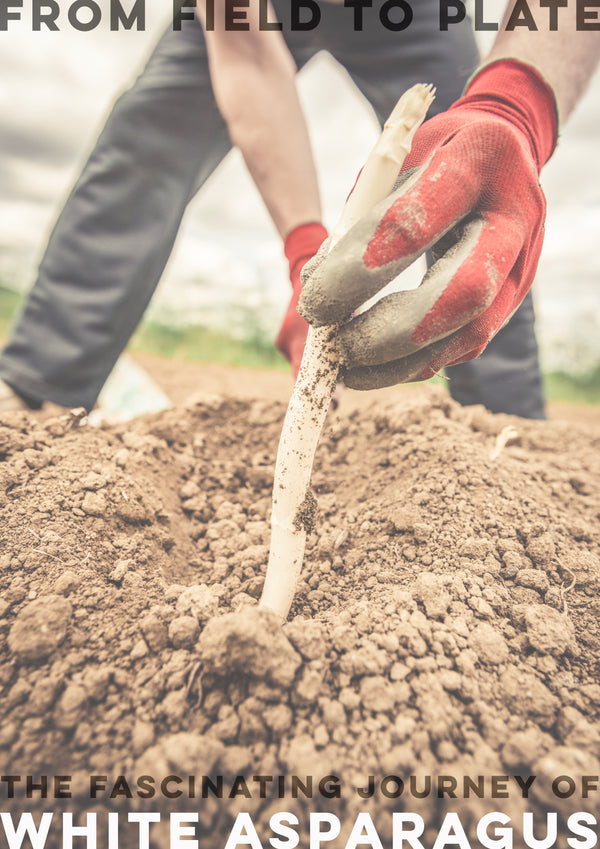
[0,1,545,418]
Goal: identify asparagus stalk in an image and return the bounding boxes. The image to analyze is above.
[259,84,436,620]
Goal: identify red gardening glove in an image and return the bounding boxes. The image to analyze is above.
[298,60,558,390]
[275,222,328,378]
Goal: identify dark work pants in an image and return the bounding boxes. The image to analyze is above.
[445,291,545,419]
[0,2,544,417]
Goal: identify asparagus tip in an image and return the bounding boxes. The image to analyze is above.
[385,83,436,132]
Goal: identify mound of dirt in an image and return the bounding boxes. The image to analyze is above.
[1,386,599,847]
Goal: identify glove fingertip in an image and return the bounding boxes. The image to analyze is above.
[298,288,340,327]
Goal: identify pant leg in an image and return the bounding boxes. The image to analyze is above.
[444,293,546,419]
[309,4,546,418]
[0,17,230,412]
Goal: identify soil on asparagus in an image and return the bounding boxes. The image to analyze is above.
[1,379,600,846]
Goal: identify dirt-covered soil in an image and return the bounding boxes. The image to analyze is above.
[1,382,600,847]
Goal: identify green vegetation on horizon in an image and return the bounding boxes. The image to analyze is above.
[130,319,287,371]
[0,286,21,338]
[543,368,600,405]
[2,284,600,405]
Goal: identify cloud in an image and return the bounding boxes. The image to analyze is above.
[0,1,169,283]
[1,10,599,374]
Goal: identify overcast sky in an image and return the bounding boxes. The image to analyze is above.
[0,0,171,283]
[1,4,600,374]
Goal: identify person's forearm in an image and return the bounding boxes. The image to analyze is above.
[215,61,321,238]
[200,4,321,238]
[485,0,600,121]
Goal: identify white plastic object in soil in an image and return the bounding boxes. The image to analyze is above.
[260,84,436,620]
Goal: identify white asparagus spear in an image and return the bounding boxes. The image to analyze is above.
[259,84,436,620]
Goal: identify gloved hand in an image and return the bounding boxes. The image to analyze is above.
[275,222,328,378]
[298,59,558,390]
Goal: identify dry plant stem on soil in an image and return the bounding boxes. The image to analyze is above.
[259,84,436,620]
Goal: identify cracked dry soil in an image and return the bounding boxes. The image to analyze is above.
[1,386,600,847]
